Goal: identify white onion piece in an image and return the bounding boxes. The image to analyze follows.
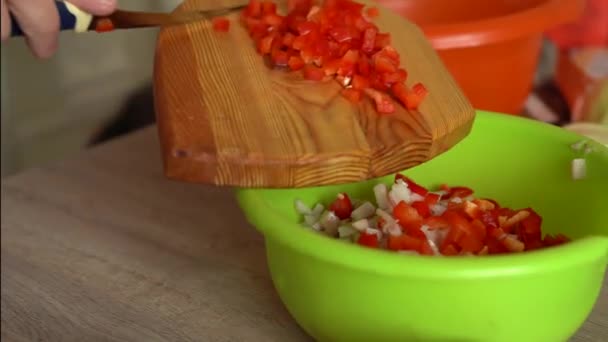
[311,222,322,231]
[572,158,587,180]
[311,203,325,217]
[389,180,412,206]
[376,209,397,226]
[450,197,463,204]
[351,198,363,208]
[374,183,390,210]
[421,225,447,255]
[410,193,425,203]
[304,214,318,226]
[352,219,369,231]
[294,199,312,215]
[338,225,357,238]
[365,227,382,240]
[570,139,587,152]
[351,201,376,221]
[320,211,340,235]
[368,216,378,229]
[385,222,402,236]
[431,203,447,217]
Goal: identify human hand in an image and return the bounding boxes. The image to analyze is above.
[1,0,117,59]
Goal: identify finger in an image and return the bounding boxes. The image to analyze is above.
[69,0,117,16]
[8,0,60,58]
[1,0,10,41]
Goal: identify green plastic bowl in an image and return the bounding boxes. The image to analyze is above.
[236,111,608,342]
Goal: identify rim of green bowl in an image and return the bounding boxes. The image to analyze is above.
[236,112,608,279]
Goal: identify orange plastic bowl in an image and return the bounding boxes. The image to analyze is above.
[376,0,585,115]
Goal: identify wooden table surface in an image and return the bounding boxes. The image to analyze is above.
[1,127,607,341]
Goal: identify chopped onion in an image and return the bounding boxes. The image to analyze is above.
[410,193,425,203]
[320,210,340,235]
[352,219,369,231]
[351,198,363,208]
[376,208,397,226]
[421,225,447,255]
[304,214,318,226]
[294,199,312,215]
[450,197,463,204]
[351,201,376,221]
[367,216,378,229]
[571,158,587,180]
[389,180,412,205]
[311,222,321,231]
[311,203,325,217]
[373,183,390,210]
[338,225,357,238]
[431,203,447,216]
[365,227,382,239]
[385,222,402,236]
[570,139,588,152]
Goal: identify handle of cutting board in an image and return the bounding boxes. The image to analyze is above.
[10,1,96,37]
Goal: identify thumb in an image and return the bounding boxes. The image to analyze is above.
[68,0,117,16]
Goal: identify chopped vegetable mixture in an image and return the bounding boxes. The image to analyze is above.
[235,0,428,113]
[295,174,571,256]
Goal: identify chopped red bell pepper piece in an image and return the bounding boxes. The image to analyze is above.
[393,201,423,232]
[395,174,429,196]
[329,192,353,219]
[341,88,363,103]
[303,65,325,81]
[365,7,380,18]
[358,232,379,248]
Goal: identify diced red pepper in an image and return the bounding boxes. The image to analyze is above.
[365,88,395,114]
[329,192,353,219]
[393,201,423,232]
[262,1,277,15]
[374,33,391,49]
[288,55,305,70]
[357,56,372,76]
[257,35,275,54]
[412,201,431,218]
[423,216,450,230]
[271,49,290,66]
[405,83,429,110]
[341,88,363,103]
[95,18,115,32]
[424,193,441,206]
[303,65,325,81]
[358,232,379,248]
[245,0,263,17]
[395,174,429,196]
[215,14,237,30]
[361,27,377,53]
[365,7,380,18]
[351,74,369,90]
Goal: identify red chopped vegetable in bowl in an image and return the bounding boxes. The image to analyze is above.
[238,0,428,114]
[295,175,571,256]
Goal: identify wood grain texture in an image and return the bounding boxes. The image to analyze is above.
[1,127,606,342]
[154,0,475,188]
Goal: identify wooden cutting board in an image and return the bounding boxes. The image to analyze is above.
[154,0,475,188]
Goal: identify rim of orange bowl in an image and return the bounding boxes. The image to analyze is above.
[237,186,608,279]
[415,0,586,50]
[235,112,608,279]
